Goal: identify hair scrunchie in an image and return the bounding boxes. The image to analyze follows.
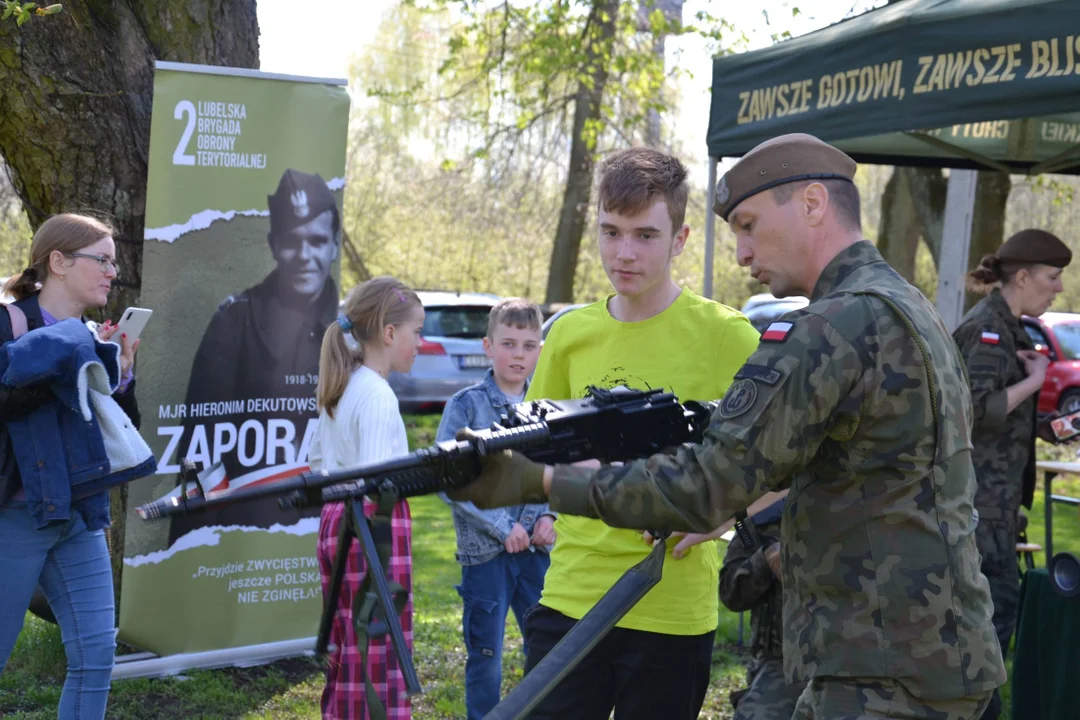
[337,312,353,332]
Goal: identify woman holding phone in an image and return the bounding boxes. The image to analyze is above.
[0,213,141,719]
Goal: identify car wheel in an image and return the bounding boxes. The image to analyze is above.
[1058,389,1080,416]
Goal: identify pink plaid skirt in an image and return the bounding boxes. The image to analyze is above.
[317,498,413,720]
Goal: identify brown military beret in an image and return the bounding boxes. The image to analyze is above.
[996,229,1072,268]
[715,133,858,220]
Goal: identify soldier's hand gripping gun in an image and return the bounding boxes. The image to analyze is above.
[135,386,717,718]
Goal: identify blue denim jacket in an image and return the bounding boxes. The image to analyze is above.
[0,318,154,530]
[437,370,555,566]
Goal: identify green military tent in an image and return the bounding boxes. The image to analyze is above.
[702,0,1080,329]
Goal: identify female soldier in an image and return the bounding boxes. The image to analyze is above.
[954,228,1071,720]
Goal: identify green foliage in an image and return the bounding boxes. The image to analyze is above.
[1,1,61,26]
[357,1,750,303]
[0,170,31,284]
[1032,174,1076,207]
[341,3,763,308]
[397,0,738,157]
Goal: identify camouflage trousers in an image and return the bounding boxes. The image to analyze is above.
[974,515,1019,658]
[791,678,992,720]
[974,513,1019,720]
[731,658,805,720]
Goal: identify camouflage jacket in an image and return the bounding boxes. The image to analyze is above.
[550,241,1006,701]
[719,515,783,671]
[953,289,1037,516]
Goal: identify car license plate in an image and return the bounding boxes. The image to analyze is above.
[459,354,491,369]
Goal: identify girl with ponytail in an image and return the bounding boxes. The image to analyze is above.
[312,276,424,718]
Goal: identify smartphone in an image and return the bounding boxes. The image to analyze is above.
[115,307,153,343]
[1050,411,1080,442]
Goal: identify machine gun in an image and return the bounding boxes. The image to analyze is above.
[136,386,717,717]
[137,386,715,522]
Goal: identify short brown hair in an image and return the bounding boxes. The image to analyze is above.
[771,179,861,231]
[487,297,542,338]
[4,213,116,301]
[597,148,690,235]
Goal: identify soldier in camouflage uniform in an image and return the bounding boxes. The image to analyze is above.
[719,499,805,720]
[952,229,1070,720]
[451,134,1006,719]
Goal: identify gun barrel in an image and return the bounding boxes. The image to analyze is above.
[135,440,479,521]
[135,471,315,520]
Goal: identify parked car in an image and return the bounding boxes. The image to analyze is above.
[739,293,809,333]
[1021,311,1080,415]
[389,290,501,412]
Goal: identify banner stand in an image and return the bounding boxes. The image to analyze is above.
[118,59,350,668]
[111,636,319,680]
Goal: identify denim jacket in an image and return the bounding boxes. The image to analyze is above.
[437,370,555,565]
[0,318,155,530]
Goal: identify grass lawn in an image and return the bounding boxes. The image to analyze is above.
[2,421,1079,718]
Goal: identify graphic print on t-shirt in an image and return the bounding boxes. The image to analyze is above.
[574,366,654,399]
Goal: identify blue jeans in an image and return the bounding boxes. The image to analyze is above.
[458,549,550,720]
[0,501,115,719]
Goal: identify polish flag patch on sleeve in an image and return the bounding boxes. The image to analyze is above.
[762,321,793,342]
[981,331,1000,345]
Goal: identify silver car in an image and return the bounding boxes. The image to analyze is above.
[389,290,501,412]
[740,292,809,332]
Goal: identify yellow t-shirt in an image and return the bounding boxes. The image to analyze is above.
[527,288,760,635]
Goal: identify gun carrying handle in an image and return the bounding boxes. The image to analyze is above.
[733,510,758,549]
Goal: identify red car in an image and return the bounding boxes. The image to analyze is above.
[1021,312,1080,415]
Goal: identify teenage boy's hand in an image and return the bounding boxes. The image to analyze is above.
[531,516,556,546]
[448,428,548,508]
[505,523,530,553]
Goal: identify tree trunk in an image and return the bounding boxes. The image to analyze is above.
[0,0,259,614]
[544,0,619,304]
[964,171,1012,310]
[637,0,684,148]
[875,166,948,280]
[643,32,664,148]
[904,167,948,267]
[876,169,921,280]
[341,228,372,283]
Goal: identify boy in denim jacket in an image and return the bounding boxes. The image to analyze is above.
[437,298,555,720]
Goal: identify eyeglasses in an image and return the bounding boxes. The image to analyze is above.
[66,252,120,275]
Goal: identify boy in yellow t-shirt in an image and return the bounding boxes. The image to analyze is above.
[521,147,760,719]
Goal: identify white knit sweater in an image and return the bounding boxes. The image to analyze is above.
[309,365,409,473]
